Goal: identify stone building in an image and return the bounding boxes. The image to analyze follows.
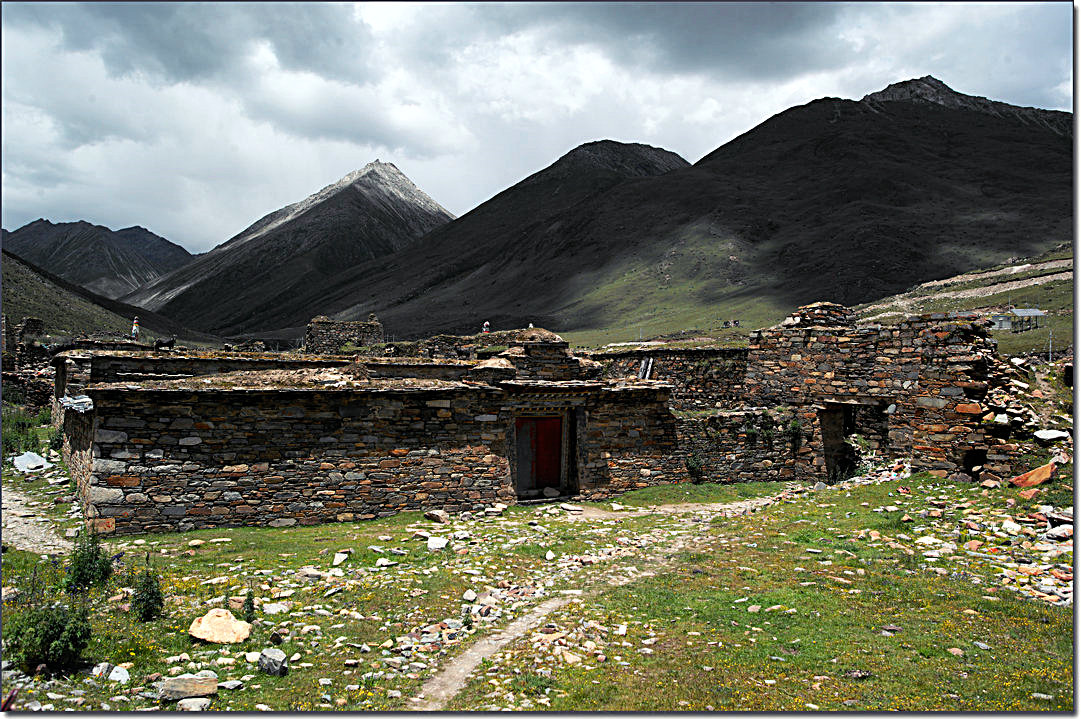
[58,337,679,534]
[304,314,385,354]
[56,303,1024,535]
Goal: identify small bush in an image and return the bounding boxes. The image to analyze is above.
[685,454,705,483]
[4,604,92,673]
[48,428,64,452]
[131,569,164,622]
[63,531,113,593]
[243,588,256,623]
[35,405,52,426]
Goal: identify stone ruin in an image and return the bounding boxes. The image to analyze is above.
[53,302,1031,535]
[303,314,385,354]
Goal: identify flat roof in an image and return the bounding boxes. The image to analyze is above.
[1010,308,1045,317]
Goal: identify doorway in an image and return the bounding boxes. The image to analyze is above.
[515,416,563,497]
[819,403,859,483]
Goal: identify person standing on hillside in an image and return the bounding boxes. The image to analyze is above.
[131,316,140,341]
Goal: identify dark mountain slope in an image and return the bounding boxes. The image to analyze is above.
[3,219,193,298]
[1,249,219,343]
[122,161,454,335]
[297,77,1071,341]
[256,140,692,337]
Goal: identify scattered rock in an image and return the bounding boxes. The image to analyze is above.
[946,648,964,657]
[159,676,219,701]
[1009,462,1057,488]
[542,487,560,498]
[189,609,251,643]
[177,697,212,711]
[1034,429,1071,445]
[426,536,449,551]
[258,648,289,677]
[424,510,450,524]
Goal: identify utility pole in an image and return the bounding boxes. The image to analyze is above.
[1048,327,1053,363]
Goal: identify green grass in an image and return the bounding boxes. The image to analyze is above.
[2,461,1072,711]
[448,473,1074,711]
[591,480,792,508]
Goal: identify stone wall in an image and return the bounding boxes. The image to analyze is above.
[63,406,96,527]
[365,360,473,381]
[590,348,748,411]
[575,385,687,498]
[88,353,352,384]
[744,303,1015,479]
[677,407,820,483]
[2,370,53,411]
[304,315,385,354]
[500,342,602,381]
[80,386,513,534]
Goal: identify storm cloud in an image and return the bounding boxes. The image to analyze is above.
[1,2,1071,252]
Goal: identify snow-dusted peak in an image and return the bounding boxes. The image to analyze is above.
[224,162,453,251]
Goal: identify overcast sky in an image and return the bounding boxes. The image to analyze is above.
[1,2,1072,253]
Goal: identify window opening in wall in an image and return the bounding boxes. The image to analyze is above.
[962,449,988,478]
[514,416,563,498]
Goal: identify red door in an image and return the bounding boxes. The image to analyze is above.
[515,417,563,489]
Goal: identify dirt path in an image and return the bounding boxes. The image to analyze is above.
[1,485,73,555]
[410,596,575,710]
[863,264,1072,321]
[918,259,1072,289]
[410,492,789,710]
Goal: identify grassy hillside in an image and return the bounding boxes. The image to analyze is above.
[853,244,1073,356]
[1,250,219,345]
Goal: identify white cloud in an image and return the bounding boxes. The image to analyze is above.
[1,2,1071,253]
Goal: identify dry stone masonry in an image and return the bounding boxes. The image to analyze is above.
[57,304,1027,535]
[303,314,385,354]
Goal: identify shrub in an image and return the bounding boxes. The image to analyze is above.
[243,589,256,623]
[35,405,52,426]
[48,428,64,452]
[63,531,113,593]
[685,454,705,483]
[131,570,164,622]
[4,604,92,673]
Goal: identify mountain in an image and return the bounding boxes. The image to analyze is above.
[1,249,219,344]
[862,76,1072,137]
[2,219,194,299]
[225,140,691,338]
[278,77,1069,343]
[121,161,454,335]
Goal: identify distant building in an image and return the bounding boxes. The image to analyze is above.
[1009,308,1045,333]
[990,314,1012,331]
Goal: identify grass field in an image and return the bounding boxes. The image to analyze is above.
[1,467,1072,711]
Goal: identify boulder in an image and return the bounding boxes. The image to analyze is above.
[426,536,449,551]
[424,509,450,524]
[1009,462,1057,488]
[188,608,251,644]
[177,697,212,711]
[159,676,218,701]
[542,487,560,498]
[1034,429,1071,445]
[258,647,289,677]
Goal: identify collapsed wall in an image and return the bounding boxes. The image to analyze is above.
[303,315,385,354]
